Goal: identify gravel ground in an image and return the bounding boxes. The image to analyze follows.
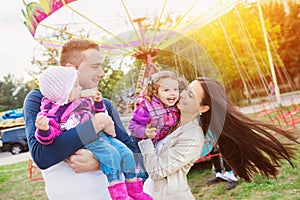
[0,151,31,166]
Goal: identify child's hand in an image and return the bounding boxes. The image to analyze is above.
[35,115,50,131]
[145,127,157,139]
[93,90,103,102]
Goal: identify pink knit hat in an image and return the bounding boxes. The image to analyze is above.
[39,66,78,105]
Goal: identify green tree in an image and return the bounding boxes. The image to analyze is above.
[188,3,283,104]
[0,74,30,112]
[0,75,15,111]
[98,56,125,99]
[263,1,300,77]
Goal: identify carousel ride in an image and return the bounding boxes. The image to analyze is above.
[22,0,240,94]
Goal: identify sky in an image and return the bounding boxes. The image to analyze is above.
[0,0,238,82]
[0,1,39,81]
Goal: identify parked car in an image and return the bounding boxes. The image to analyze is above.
[0,126,28,155]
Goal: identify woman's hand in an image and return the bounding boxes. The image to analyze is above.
[65,149,100,173]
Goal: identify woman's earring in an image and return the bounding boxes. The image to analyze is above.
[199,112,202,116]
[197,114,201,122]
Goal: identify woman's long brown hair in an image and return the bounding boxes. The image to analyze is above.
[196,77,299,182]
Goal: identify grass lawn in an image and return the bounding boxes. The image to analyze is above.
[0,128,299,199]
[0,162,47,200]
[188,145,300,200]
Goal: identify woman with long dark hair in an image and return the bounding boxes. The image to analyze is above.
[138,77,298,200]
[195,77,298,181]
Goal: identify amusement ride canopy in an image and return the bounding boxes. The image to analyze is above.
[22,0,239,93]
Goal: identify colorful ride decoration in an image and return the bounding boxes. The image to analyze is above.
[134,48,160,96]
[195,130,220,163]
[0,109,25,129]
[1,109,23,120]
[255,100,300,132]
[22,0,76,36]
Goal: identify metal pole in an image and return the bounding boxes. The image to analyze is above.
[257,0,281,105]
[133,17,147,49]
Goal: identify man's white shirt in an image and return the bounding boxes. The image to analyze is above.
[42,161,111,200]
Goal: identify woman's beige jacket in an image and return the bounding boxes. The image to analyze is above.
[138,118,204,200]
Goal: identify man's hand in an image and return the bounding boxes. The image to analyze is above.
[91,112,116,137]
[35,115,49,131]
[65,149,100,173]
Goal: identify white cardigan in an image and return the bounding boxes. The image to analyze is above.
[139,118,204,200]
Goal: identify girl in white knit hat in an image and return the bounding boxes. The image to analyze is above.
[35,66,152,200]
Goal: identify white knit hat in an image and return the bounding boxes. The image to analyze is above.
[39,66,78,105]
